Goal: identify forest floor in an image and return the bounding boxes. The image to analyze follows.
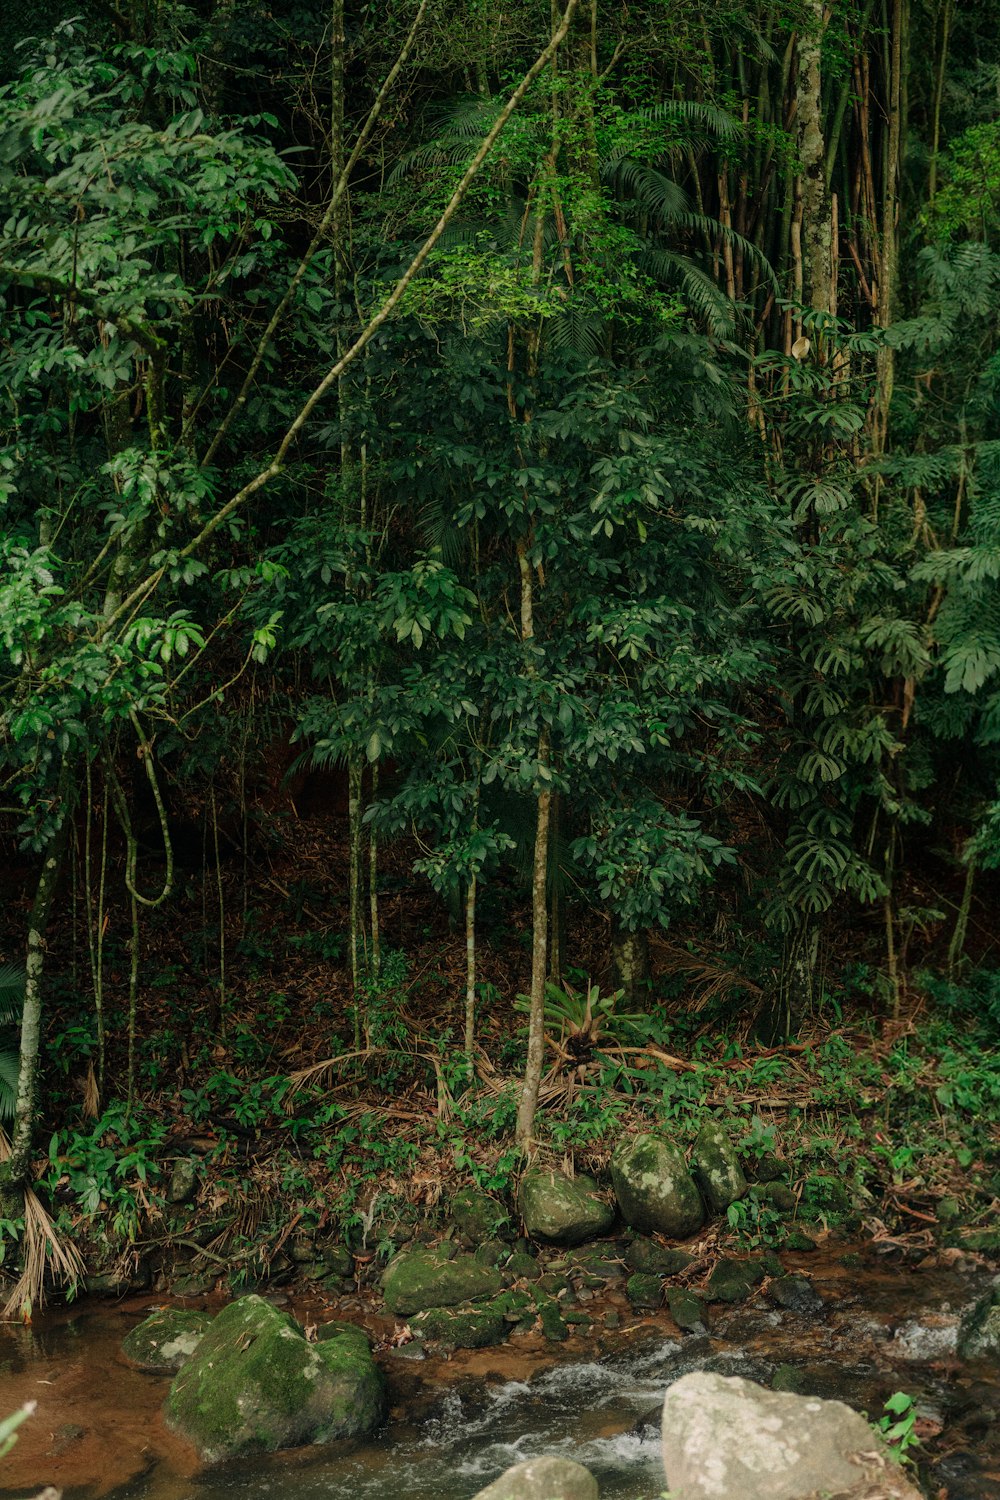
[0,800,997,1301]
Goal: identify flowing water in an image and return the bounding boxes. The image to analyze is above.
[1,1246,999,1500]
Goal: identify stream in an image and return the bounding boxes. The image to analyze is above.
[1,1245,998,1500]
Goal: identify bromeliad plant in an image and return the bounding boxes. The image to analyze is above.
[514,977,644,1082]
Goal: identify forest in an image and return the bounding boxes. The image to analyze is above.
[0,0,999,1316]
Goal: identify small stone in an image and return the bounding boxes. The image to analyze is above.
[539,1301,569,1342]
[538,1272,570,1297]
[321,1244,353,1276]
[750,1181,797,1215]
[767,1275,824,1315]
[507,1252,541,1281]
[604,1309,620,1329]
[168,1158,199,1206]
[170,1271,216,1299]
[626,1273,663,1310]
[771,1363,806,1393]
[625,1239,692,1276]
[475,1239,509,1268]
[705,1258,765,1304]
[667,1288,705,1333]
[388,1340,426,1361]
[752,1153,787,1183]
[781,1230,817,1252]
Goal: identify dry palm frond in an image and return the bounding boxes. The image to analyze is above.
[0,1131,86,1321]
[80,1062,100,1121]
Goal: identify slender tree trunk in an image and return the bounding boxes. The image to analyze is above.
[947,855,975,978]
[348,757,364,1047]
[516,725,552,1147]
[464,872,477,1080]
[9,778,72,1185]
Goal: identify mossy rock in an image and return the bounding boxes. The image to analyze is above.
[750,1181,797,1215]
[625,1238,692,1276]
[667,1288,705,1333]
[771,1363,806,1393]
[705,1257,765,1304]
[517,1169,614,1247]
[766,1275,824,1315]
[412,1301,508,1349]
[781,1230,818,1252]
[958,1279,1000,1360]
[626,1272,663,1310]
[381,1245,501,1317]
[610,1135,704,1239]
[122,1309,212,1373]
[165,1295,385,1463]
[537,1299,569,1342]
[320,1244,353,1277]
[507,1251,541,1281]
[451,1186,513,1244]
[565,1243,625,1286]
[692,1123,748,1215]
[474,1239,509,1268]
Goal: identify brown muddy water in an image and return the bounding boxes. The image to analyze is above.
[1,1247,998,1500]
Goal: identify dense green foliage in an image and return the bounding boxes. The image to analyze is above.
[0,0,999,1221]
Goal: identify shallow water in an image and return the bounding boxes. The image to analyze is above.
[2,1246,999,1500]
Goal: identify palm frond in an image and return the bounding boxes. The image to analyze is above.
[636,99,743,143]
[601,158,690,223]
[639,248,736,338]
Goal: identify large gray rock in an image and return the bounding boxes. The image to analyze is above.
[122,1308,212,1373]
[692,1122,747,1214]
[472,1455,599,1500]
[611,1135,704,1238]
[517,1169,614,1246]
[661,1371,922,1500]
[165,1295,385,1463]
[382,1244,501,1317]
[958,1278,1000,1360]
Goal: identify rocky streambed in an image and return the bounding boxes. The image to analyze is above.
[1,1241,999,1500]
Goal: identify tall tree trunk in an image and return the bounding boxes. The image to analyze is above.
[796,0,833,317]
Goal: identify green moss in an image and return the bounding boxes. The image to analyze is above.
[165,1295,385,1462]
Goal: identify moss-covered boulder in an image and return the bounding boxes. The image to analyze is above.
[165,1295,385,1463]
[451,1186,513,1244]
[412,1301,508,1348]
[517,1169,614,1246]
[958,1279,1000,1360]
[692,1123,748,1215]
[122,1309,212,1373]
[382,1244,501,1317]
[611,1135,704,1238]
